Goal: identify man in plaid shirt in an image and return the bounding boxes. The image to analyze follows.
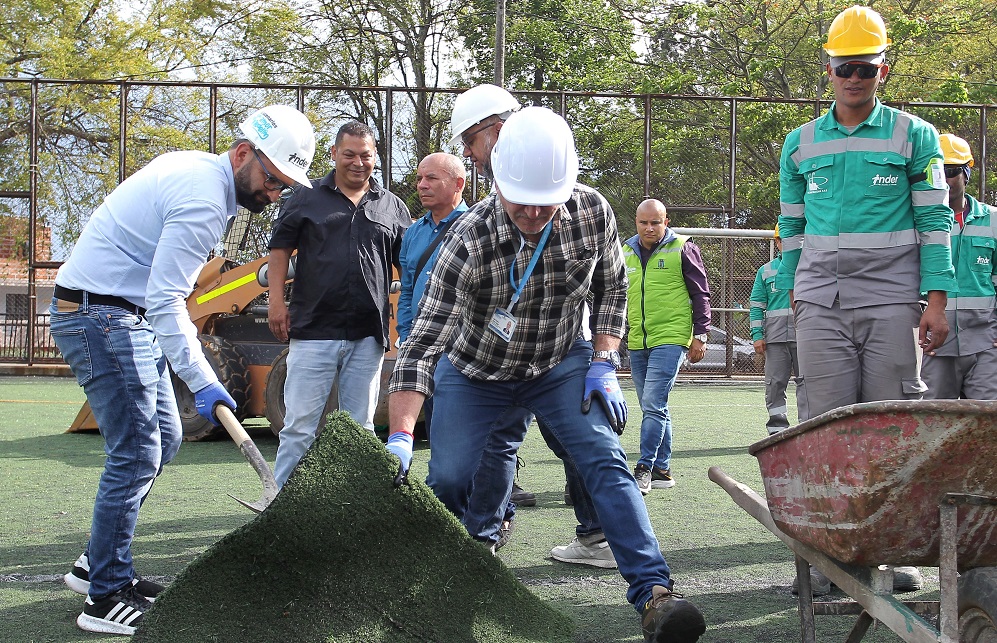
[385,107,706,643]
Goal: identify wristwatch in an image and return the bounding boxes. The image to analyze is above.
[693,333,709,343]
[593,350,622,369]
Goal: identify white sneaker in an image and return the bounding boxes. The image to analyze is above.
[550,533,618,569]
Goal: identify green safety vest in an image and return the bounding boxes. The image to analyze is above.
[623,234,693,350]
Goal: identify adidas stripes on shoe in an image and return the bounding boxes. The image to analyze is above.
[77,585,151,635]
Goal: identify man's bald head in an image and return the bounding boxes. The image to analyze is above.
[635,198,668,250]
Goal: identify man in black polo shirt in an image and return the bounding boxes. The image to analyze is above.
[267,120,411,488]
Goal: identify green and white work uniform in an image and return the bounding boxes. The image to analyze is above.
[749,254,804,432]
[921,195,997,399]
[777,99,956,419]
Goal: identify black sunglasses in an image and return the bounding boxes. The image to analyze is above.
[944,165,967,179]
[832,63,882,80]
[251,147,295,193]
[460,120,495,148]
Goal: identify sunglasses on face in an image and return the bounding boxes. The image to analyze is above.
[832,63,882,80]
[251,147,295,193]
[944,165,967,179]
[460,120,494,148]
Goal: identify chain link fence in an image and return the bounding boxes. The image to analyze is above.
[2,79,994,374]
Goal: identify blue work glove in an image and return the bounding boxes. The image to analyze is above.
[581,361,628,435]
[194,381,236,425]
[386,432,414,484]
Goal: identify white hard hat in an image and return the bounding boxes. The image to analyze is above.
[449,84,521,145]
[239,105,316,188]
[491,106,579,206]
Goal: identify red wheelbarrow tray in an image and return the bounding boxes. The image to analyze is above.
[748,399,997,571]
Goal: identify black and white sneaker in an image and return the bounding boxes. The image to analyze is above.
[77,585,151,635]
[65,553,163,601]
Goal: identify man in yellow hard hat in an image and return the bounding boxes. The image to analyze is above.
[921,134,997,399]
[749,224,804,434]
[777,5,955,595]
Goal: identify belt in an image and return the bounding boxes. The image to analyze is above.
[54,285,147,316]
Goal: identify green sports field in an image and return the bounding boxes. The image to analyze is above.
[0,375,936,642]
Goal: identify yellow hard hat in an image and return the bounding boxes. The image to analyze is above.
[939,133,975,167]
[773,223,780,239]
[824,6,891,57]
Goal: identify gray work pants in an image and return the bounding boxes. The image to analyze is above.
[795,301,925,420]
[764,341,804,429]
[921,348,997,400]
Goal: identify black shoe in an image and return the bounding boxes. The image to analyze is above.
[64,553,164,601]
[641,585,707,642]
[511,457,537,506]
[77,585,151,635]
[564,483,573,506]
[511,483,537,507]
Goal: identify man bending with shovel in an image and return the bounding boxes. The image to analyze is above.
[51,105,315,635]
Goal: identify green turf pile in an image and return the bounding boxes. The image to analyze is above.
[134,411,574,643]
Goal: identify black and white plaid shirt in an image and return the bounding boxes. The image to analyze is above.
[388,183,628,396]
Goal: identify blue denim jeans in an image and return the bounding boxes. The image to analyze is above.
[428,339,672,609]
[629,344,686,471]
[274,337,384,487]
[49,298,182,599]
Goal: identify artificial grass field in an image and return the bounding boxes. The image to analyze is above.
[0,375,940,642]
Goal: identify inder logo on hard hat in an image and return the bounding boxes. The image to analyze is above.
[287,152,309,169]
[249,112,277,140]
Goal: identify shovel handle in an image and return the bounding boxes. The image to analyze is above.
[216,405,251,446]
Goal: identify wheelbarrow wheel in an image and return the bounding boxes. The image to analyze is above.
[959,567,997,642]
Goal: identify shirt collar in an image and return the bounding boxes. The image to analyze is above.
[420,200,468,225]
[824,98,884,133]
[493,194,572,246]
[219,152,237,216]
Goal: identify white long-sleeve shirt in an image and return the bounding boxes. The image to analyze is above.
[56,150,237,392]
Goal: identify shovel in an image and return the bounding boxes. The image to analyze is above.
[216,405,279,513]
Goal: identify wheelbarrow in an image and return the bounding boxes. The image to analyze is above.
[710,399,997,642]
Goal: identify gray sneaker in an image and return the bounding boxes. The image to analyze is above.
[550,532,618,569]
[634,464,652,495]
[893,566,923,592]
[791,565,832,596]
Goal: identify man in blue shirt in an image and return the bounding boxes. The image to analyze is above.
[51,105,315,635]
[396,152,468,441]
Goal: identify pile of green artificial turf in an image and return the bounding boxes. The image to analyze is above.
[135,411,574,643]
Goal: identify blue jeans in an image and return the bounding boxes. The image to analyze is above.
[630,344,686,471]
[428,339,672,610]
[274,337,384,487]
[49,298,182,599]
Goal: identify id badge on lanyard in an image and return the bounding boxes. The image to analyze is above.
[488,221,553,342]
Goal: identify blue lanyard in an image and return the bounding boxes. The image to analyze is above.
[508,220,553,311]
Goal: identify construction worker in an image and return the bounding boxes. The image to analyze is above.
[448,83,536,508]
[777,5,955,595]
[749,224,804,434]
[268,120,410,489]
[921,134,997,399]
[385,106,706,643]
[51,105,315,634]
